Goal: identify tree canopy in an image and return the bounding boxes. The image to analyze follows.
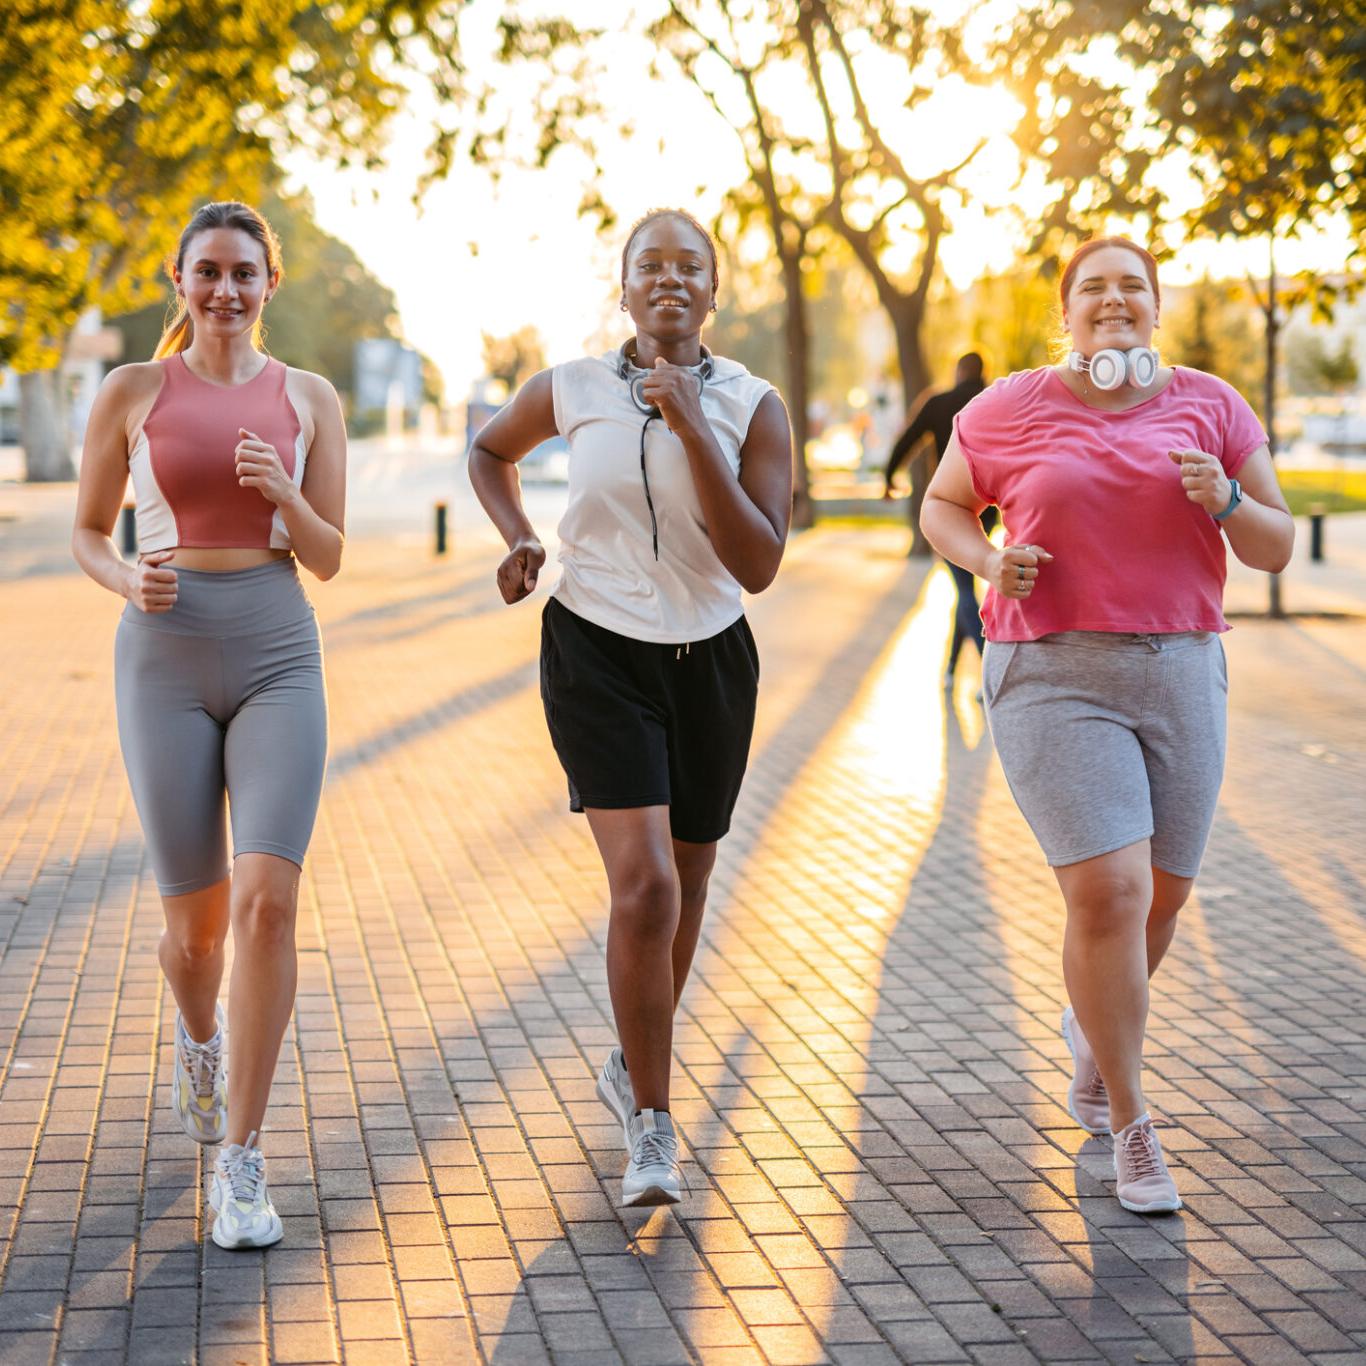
[0,0,463,371]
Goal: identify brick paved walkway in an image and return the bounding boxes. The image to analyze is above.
[1,521,1364,1364]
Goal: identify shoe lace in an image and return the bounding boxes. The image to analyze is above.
[633,1130,678,1170]
[632,1129,691,1194]
[220,1134,265,1205]
[1120,1124,1162,1180]
[181,1031,222,1100]
[1079,1068,1107,1101]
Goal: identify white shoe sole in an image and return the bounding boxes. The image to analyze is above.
[622,1182,681,1208]
[1117,1191,1183,1215]
[208,1184,284,1249]
[1060,1009,1109,1136]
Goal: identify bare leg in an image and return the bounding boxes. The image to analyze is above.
[1146,868,1195,977]
[670,838,718,1011]
[159,879,231,1042]
[1057,843,1152,1132]
[586,806,680,1114]
[225,852,300,1147]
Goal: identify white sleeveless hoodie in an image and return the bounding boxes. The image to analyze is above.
[549,350,774,644]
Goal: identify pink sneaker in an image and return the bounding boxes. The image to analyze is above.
[1113,1112,1182,1213]
[1061,1006,1109,1134]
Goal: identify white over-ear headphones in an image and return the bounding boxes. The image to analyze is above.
[616,342,715,563]
[618,342,713,415]
[1067,346,1159,391]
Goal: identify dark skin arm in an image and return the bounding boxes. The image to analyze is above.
[467,369,556,603]
[640,358,792,593]
[468,363,794,602]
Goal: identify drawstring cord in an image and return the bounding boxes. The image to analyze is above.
[675,642,691,661]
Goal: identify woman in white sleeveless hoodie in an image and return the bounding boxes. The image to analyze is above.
[469,209,792,1206]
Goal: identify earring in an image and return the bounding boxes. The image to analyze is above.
[619,300,628,312]
[710,300,717,313]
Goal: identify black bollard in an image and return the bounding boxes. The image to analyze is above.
[120,504,136,558]
[1309,509,1325,563]
[435,501,448,556]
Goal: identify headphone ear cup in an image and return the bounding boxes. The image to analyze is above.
[1129,348,1158,387]
[630,375,659,416]
[1087,349,1125,390]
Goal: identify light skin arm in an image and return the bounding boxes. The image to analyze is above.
[467,369,557,603]
[920,432,1050,597]
[1168,443,1293,572]
[642,362,792,593]
[72,366,180,610]
[235,371,346,580]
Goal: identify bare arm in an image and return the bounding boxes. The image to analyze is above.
[72,366,176,608]
[920,431,1052,600]
[644,368,792,594]
[467,369,558,603]
[260,372,346,581]
[1169,443,1293,573]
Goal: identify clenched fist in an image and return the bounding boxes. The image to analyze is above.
[986,543,1053,599]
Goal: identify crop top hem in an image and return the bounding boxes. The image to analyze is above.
[985,617,1231,643]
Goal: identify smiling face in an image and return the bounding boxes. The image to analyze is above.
[1063,245,1159,356]
[621,215,717,341]
[174,226,277,340]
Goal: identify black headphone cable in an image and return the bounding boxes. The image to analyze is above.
[640,413,660,561]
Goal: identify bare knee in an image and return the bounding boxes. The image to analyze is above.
[610,865,681,944]
[161,925,226,967]
[1064,867,1149,935]
[678,866,712,912]
[233,886,298,953]
[1149,871,1194,926]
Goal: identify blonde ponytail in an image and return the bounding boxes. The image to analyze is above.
[153,303,193,359]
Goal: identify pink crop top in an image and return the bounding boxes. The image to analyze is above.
[954,366,1267,641]
[128,354,305,553]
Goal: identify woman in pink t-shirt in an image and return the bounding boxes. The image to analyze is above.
[922,237,1293,1214]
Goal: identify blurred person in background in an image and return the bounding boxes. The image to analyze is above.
[884,352,994,687]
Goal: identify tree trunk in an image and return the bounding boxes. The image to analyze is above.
[19,368,75,482]
[1264,233,1283,619]
[780,246,814,530]
[891,300,931,555]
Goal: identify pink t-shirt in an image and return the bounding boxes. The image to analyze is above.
[955,366,1266,641]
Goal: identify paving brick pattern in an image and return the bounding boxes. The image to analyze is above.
[0,523,1364,1364]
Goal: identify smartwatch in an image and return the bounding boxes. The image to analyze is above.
[1213,478,1243,522]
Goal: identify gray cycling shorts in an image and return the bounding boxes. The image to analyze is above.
[115,559,327,897]
[982,631,1227,877]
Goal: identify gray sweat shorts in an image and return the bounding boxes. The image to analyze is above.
[115,558,327,896]
[982,631,1228,877]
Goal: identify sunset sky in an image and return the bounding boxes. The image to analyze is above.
[283,8,1356,399]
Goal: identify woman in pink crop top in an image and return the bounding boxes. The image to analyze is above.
[922,237,1294,1215]
[72,201,347,1250]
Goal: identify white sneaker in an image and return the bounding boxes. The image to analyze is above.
[209,1132,283,1248]
[1061,1006,1109,1135]
[622,1109,683,1207]
[596,1047,635,1147]
[173,1005,227,1145]
[1113,1112,1182,1214]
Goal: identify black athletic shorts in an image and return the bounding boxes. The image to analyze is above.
[540,597,759,844]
